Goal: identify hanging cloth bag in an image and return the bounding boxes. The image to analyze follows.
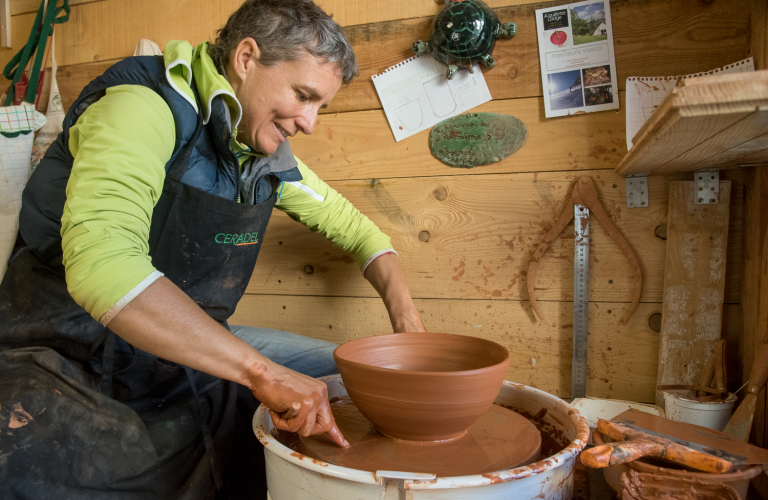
[0,0,69,277]
[30,29,64,172]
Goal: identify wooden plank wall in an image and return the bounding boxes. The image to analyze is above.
[2,0,757,402]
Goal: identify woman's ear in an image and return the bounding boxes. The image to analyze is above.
[230,37,261,84]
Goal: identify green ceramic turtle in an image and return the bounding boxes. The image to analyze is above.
[413,0,517,80]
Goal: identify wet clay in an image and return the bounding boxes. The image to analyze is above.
[333,333,510,441]
[620,470,740,500]
[526,177,642,325]
[284,397,541,477]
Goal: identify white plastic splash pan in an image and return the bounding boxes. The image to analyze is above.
[253,375,589,500]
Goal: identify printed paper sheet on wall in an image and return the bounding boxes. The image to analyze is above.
[625,57,755,149]
[372,55,492,142]
[535,0,619,118]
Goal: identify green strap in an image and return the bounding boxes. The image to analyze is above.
[3,0,70,106]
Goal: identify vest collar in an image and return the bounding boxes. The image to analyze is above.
[163,41,243,129]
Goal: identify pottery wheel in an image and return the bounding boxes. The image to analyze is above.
[297,397,542,477]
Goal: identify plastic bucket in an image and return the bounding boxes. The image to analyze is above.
[662,390,737,431]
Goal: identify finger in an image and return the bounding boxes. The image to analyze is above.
[313,397,348,447]
[298,404,319,437]
[326,423,349,448]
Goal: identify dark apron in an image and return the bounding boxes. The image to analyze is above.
[0,110,276,499]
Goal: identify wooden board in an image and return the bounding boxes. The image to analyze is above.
[290,95,628,180]
[1,0,10,48]
[655,181,731,405]
[741,167,768,445]
[249,170,744,304]
[10,0,522,21]
[616,72,768,176]
[232,296,662,401]
[9,0,753,116]
[231,295,742,402]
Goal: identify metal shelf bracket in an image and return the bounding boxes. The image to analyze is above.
[694,169,720,204]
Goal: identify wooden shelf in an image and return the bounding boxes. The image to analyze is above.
[616,71,768,176]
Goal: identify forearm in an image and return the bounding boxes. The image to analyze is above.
[108,276,268,388]
[108,276,348,447]
[364,253,425,333]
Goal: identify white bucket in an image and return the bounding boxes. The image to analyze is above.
[663,390,737,431]
[254,376,589,500]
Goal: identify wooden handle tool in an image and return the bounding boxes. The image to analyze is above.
[580,419,734,473]
[693,355,715,398]
[714,339,727,395]
[281,401,301,420]
[723,344,768,441]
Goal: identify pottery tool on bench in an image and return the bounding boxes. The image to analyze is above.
[526,177,642,399]
[581,409,768,472]
[722,343,768,441]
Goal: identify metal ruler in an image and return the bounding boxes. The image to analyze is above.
[572,205,590,400]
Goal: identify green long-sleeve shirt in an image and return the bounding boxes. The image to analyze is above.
[61,41,394,324]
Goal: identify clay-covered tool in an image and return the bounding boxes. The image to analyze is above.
[526,177,642,324]
[586,409,768,468]
[722,343,768,441]
[581,419,735,473]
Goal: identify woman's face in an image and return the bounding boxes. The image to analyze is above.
[231,42,343,155]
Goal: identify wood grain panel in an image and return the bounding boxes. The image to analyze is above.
[289,94,628,181]
[1,0,752,115]
[12,0,92,16]
[741,167,768,445]
[231,295,666,401]
[335,0,752,114]
[248,169,744,304]
[9,0,529,21]
[656,181,732,404]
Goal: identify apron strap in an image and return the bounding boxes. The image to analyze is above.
[100,331,116,397]
[185,366,224,490]
[89,328,138,398]
[88,328,117,398]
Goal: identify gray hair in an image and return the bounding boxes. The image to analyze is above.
[209,0,359,84]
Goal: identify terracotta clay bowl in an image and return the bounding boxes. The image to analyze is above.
[333,333,510,442]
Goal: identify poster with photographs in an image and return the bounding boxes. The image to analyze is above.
[535,0,619,118]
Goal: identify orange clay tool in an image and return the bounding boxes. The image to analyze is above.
[581,419,734,473]
[526,177,642,324]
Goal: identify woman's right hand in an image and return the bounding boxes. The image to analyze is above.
[242,359,349,448]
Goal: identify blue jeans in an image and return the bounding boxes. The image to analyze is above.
[229,325,339,378]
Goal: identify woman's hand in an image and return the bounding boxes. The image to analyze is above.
[242,359,349,448]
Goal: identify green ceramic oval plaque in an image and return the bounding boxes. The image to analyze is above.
[429,113,527,168]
